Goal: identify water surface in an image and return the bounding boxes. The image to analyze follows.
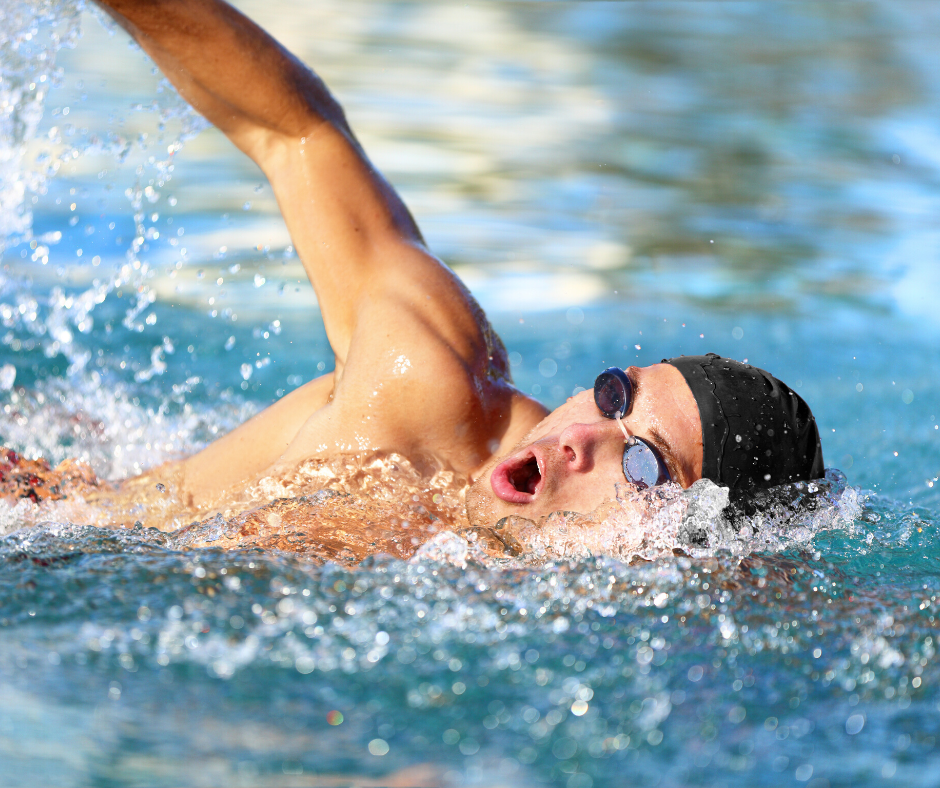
[0,1,938,786]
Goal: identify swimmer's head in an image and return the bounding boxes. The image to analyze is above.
[663,353,824,490]
[465,355,823,528]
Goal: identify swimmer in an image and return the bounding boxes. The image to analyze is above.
[90,0,823,533]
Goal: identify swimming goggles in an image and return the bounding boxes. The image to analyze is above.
[593,367,672,489]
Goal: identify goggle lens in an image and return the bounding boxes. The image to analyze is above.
[593,368,632,419]
[593,367,672,489]
[623,438,670,489]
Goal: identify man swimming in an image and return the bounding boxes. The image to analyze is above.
[87,0,823,536]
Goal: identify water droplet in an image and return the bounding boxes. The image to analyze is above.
[326,710,343,725]
[0,364,16,391]
[539,358,557,378]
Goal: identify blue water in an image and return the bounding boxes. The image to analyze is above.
[1,1,939,786]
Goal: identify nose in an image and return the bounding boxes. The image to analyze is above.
[558,420,627,473]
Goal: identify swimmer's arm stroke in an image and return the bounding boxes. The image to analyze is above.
[94,0,485,376]
[95,0,546,507]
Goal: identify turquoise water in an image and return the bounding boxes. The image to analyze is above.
[1,1,939,786]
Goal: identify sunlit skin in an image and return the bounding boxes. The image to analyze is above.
[466,363,704,527]
[94,0,705,534]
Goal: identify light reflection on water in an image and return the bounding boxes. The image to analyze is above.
[40,0,940,322]
[0,1,939,786]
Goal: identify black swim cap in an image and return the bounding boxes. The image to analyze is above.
[663,353,824,490]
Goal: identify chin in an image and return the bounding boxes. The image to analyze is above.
[465,473,500,528]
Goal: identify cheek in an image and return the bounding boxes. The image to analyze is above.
[553,463,625,512]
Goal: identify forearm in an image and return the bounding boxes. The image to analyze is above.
[94,0,348,156]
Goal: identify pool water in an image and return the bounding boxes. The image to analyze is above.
[1,1,939,786]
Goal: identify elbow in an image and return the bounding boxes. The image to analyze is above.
[241,113,355,178]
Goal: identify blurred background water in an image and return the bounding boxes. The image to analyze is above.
[0,1,938,786]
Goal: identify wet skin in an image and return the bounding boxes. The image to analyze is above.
[94,0,703,534]
[466,363,704,527]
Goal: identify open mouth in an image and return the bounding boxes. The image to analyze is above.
[491,452,543,503]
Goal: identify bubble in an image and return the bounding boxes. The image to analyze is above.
[845,713,865,735]
[552,737,577,759]
[795,764,813,781]
[458,738,479,755]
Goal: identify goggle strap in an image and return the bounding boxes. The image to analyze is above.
[614,413,632,443]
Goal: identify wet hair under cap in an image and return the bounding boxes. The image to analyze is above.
[663,353,824,490]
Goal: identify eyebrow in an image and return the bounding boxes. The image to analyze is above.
[628,367,681,482]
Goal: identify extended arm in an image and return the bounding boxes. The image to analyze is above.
[96,0,540,507]
[95,0,436,371]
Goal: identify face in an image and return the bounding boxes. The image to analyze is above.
[466,363,704,527]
